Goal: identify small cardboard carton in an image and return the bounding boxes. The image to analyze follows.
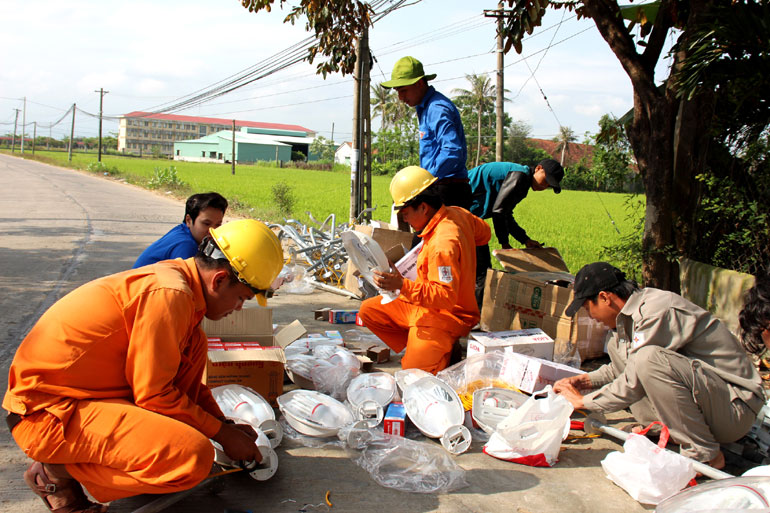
[492,247,570,273]
[468,328,554,360]
[201,303,306,406]
[500,352,583,394]
[395,241,423,281]
[383,402,407,436]
[481,269,608,361]
[344,224,415,298]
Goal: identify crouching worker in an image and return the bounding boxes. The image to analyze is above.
[553,262,764,469]
[4,219,284,511]
[358,166,491,374]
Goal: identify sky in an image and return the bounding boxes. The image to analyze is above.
[0,0,675,144]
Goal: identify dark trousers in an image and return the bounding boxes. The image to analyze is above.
[475,244,491,309]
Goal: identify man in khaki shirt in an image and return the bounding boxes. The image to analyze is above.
[555,262,764,468]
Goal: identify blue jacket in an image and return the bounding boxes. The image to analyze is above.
[416,86,467,180]
[133,223,198,268]
[468,162,532,245]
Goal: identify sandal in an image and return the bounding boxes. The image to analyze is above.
[23,461,106,513]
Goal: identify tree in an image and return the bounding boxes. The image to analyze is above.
[310,135,336,161]
[498,0,743,291]
[504,119,551,168]
[452,74,503,167]
[591,114,633,192]
[554,126,577,166]
[371,84,397,131]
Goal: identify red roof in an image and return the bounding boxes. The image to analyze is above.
[122,111,314,134]
[528,138,594,167]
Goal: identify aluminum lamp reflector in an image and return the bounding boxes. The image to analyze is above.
[341,230,399,304]
[346,372,397,427]
[471,387,529,435]
[403,376,472,454]
[212,384,283,448]
[395,368,432,396]
[277,389,354,437]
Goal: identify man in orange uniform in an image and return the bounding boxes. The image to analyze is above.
[3,219,284,512]
[358,166,491,374]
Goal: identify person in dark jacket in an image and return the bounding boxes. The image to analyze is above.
[469,159,564,306]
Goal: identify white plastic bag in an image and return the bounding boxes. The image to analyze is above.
[601,423,695,505]
[483,386,572,467]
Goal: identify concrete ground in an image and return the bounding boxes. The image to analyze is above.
[0,153,750,513]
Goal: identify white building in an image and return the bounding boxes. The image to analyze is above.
[335,141,353,166]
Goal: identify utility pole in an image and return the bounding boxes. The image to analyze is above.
[231,120,236,175]
[362,37,372,222]
[21,97,26,153]
[11,109,20,153]
[95,88,108,162]
[32,122,36,155]
[350,22,371,225]
[68,103,76,162]
[485,4,507,162]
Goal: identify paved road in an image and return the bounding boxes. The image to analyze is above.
[0,154,652,513]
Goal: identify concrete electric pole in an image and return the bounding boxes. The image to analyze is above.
[95,88,109,162]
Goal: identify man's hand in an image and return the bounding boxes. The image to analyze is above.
[213,422,262,463]
[554,374,593,410]
[372,267,404,292]
[525,239,543,249]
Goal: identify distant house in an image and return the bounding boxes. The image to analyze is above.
[335,141,353,166]
[119,111,316,158]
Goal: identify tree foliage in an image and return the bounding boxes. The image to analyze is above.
[452,74,506,167]
[309,135,336,161]
[240,0,372,77]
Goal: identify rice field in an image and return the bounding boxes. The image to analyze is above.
[12,150,644,273]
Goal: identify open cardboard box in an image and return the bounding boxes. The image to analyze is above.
[492,247,570,273]
[481,267,609,361]
[201,303,306,406]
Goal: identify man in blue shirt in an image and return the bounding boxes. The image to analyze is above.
[469,159,564,305]
[133,192,228,268]
[382,56,470,209]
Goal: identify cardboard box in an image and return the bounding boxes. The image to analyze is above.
[366,345,391,363]
[468,328,554,360]
[481,270,608,361]
[201,303,306,405]
[383,402,406,436]
[492,247,570,273]
[344,225,415,298]
[500,352,584,394]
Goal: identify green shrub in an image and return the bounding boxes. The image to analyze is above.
[148,166,185,189]
[271,180,295,218]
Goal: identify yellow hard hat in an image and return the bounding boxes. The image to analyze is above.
[389,166,437,209]
[208,219,284,306]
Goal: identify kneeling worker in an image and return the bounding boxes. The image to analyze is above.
[4,219,284,511]
[358,166,491,374]
[554,262,764,468]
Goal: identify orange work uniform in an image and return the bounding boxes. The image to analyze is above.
[359,205,491,374]
[3,258,224,502]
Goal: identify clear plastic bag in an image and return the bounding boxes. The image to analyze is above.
[437,351,527,411]
[311,363,361,401]
[338,425,469,494]
[601,431,696,505]
[655,476,770,512]
[552,340,582,369]
[279,264,315,294]
[483,386,573,467]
